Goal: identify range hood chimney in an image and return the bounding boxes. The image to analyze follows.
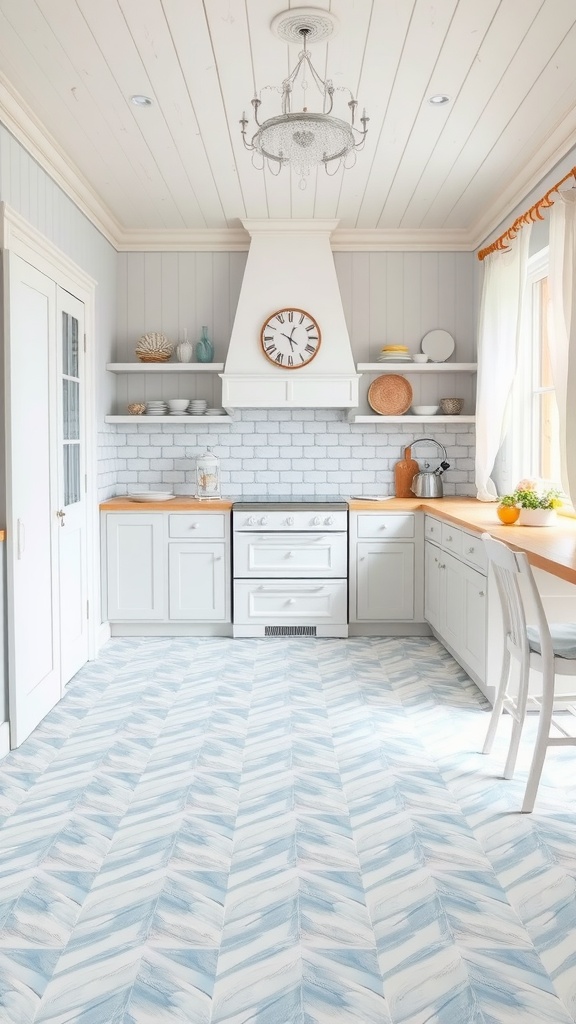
[221,219,359,410]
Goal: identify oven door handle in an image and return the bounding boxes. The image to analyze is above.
[256,585,326,592]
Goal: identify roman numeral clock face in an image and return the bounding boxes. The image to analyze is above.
[260,308,321,369]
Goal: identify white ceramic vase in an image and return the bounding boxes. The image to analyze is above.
[175,338,193,363]
[518,507,557,527]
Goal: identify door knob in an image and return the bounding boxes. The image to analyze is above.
[56,509,66,526]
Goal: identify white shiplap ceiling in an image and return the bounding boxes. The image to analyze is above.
[0,0,575,248]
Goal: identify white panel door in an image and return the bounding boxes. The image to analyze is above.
[106,514,166,620]
[6,255,60,746]
[57,289,89,683]
[356,543,414,621]
[441,553,465,655]
[460,563,487,681]
[424,541,442,631]
[168,543,227,620]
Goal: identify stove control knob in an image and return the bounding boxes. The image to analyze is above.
[247,516,256,527]
[324,516,334,526]
[312,515,322,526]
[286,516,295,527]
[259,516,269,526]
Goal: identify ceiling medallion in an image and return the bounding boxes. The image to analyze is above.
[240,8,368,189]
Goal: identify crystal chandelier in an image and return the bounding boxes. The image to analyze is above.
[240,20,369,189]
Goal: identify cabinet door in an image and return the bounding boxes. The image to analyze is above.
[460,563,487,680]
[106,514,166,620]
[440,552,464,654]
[356,542,414,620]
[424,541,442,630]
[169,543,227,620]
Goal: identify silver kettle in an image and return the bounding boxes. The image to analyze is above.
[409,438,450,498]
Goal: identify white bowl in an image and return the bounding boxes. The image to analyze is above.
[411,405,439,416]
[412,353,429,363]
[167,399,190,411]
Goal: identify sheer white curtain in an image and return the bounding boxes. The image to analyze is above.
[547,190,576,502]
[475,228,531,501]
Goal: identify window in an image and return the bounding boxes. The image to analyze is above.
[501,248,562,494]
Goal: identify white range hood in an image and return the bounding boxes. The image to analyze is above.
[220,219,359,410]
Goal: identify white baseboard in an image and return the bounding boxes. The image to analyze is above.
[348,622,432,636]
[0,720,10,758]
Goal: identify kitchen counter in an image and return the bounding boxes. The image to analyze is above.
[349,497,576,585]
[100,497,233,512]
[101,496,576,586]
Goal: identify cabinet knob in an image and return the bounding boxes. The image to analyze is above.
[286,516,295,526]
[467,546,474,553]
[312,516,321,526]
[287,598,296,605]
[446,534,452,541]
[479,590,485,597]
[286,551,294,559]
[439,562,446,569]
[379,524,387,530]
[190,522,199,529]
[247,516,256,526]
[324,516,334,526]
[259,516,269,526]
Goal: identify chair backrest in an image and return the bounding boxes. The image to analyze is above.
[481,533,554,666]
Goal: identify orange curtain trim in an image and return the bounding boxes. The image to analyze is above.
[477,166,576,261]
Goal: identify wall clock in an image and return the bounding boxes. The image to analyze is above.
[260,308,321,369]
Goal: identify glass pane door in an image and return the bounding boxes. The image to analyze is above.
[62,311,81,506]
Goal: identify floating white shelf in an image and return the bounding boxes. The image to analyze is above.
[357,362,477,372]
[105,415,233,424]
[350,414,476,424]
[106,362,225,373]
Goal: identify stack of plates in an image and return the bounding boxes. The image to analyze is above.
[377,344,412,363]
[127,491,175,502]
[189,400,207,416]
[205,407,226,416]
[146,401,168,416]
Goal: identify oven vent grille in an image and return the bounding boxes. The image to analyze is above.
[265,625,317,636]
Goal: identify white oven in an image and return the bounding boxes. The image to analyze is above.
[232,501,348,637]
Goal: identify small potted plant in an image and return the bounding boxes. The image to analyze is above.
[497,478,562,526]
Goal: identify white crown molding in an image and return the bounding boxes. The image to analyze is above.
[470,107,576,251]
[115,226,475,252]
[115,228,251,252]
[330,228,473,252]
[0,72,122,248]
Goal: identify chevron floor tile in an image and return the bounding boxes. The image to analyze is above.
[1,637,576,1022]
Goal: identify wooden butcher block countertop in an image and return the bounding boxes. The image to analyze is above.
[349,496,576,585]
[100,496,233,512]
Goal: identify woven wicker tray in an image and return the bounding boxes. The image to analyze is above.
[368,374,413,415]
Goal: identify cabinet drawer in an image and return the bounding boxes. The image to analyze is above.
[357,513,414,539]
[461,533,487,574]
[441,523,462,556]
[424,516,441,543]
[233,580,347,625]
[168,513,226,539]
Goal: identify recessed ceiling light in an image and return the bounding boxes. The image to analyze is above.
[428,94,450,106]
[131,95,153,107]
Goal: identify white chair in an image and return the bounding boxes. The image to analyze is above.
[481,532,576,812]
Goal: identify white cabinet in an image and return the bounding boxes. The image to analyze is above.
[168,543,227,620]
[105,514,167,620]
[424,515,487,688]
[102,510,231,633]
[350,512,423,628]
[356,542,415,620]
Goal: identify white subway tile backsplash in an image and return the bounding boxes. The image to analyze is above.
[101,410,476,497]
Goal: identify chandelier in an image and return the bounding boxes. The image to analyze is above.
[240,13,368,189]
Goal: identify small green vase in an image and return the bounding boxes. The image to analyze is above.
[196,326,214,363]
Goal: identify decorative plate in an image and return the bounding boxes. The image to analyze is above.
[367,374,413,415]
[420,329,455,362]
[127,492,175,502]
